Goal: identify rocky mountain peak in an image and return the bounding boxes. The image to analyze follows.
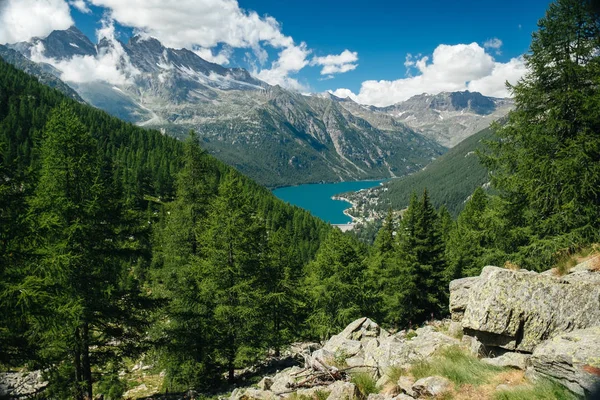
[38,25,97,60]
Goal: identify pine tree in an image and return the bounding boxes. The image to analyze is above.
[24,104,146,399]
[151,131,217,391]
[197,172,266,383]
[305,229,370,339]
[482,0,600,262]
[396,190,447,322]
[263,228,304,356]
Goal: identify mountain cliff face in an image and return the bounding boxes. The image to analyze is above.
[377,91,513,147]
[5,27,448,187]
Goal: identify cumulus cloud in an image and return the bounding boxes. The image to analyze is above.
[30,18,139,85]
[0,0,73,44]
[69,0,91,13]
[330,42,527,107]
[484,37,503,55]
[467,56,527,98]
[256,43,310,91]
[193,46,234,65]
[81,0,357,90]
[311,50,358,75]
[87,0,293,50]
[484,38,503,50]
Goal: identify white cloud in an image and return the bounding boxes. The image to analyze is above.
[84,0,325,89]
[255,43,310,91]
[69,0,91,13]
[484,38,503,50]
[30,18,139,85]
[0,0,73,44]
[87,0,293,50]
[330,42,527,107]
[193,46,233,65]
[468,56,527,98]
[311,49,358,75]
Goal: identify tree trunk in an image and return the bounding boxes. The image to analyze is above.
[74,328,84,400]
[82,322,93,400]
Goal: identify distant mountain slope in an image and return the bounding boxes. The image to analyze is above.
[8,27,447,187]
[333,91,512,148]
[345,125,495,217]
[0,44,83,102]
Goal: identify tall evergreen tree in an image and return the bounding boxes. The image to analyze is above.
[482,0,600,265]
[197,172,266,383]
[397,190,447,322]
[23,104,146,399]
[263,228,304,356]
[305,229,370,339]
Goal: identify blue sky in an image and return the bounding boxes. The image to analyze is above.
[0,0,552,106]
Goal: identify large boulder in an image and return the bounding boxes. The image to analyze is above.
[449,276,479,322]
[530,326,600,397]
[457,266,600,352]
[316,318,459,377]
[482,352,530,370]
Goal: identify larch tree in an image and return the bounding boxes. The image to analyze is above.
[482,0,600,263]
[24,104,146,399]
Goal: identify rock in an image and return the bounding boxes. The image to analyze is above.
[367,394,388,400]
[270,366,303,394]
[296,386,331,399]
[323,318,389,358]
[461,334,485,356]
[495,384,511,391]
[396,376,415,397]
[257,376,274,391]
[448,321,463,338]
[458,266,600,352]
[326,381,359,400]
[482,352,530,370]
[531,326,600,397]
[230,388,277,400]
[375,374,390,388]
[411,376,452,397]
[393,395,414,400]
[449,276,479,321]
[0,371,47,398]
[570,255,600,273]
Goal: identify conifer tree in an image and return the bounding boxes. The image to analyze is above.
[482,0,600,260]
[305,229,370,339]
[24,104,146,399]
[263,228,304,356]
[152,131,217,390]
[197,172,266,383]
[396,190,447,322]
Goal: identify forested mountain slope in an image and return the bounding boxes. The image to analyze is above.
[345,125,494,219]
[0,58,334,396]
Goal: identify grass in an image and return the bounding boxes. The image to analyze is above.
[385,365,406,385]
[554,244,600,276]
[350,372,380,399]
[288,389,330,400]
[410,346,504,387]
[493,378,579,400]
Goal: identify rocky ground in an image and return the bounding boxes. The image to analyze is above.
[2,257,599,399]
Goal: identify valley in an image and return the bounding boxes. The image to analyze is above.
[1,27,514,188]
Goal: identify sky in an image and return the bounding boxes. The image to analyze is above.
[0,0,552,106]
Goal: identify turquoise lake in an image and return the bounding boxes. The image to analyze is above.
[272,180,385,224]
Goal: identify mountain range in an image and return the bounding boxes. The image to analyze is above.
[2,26,512,187]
